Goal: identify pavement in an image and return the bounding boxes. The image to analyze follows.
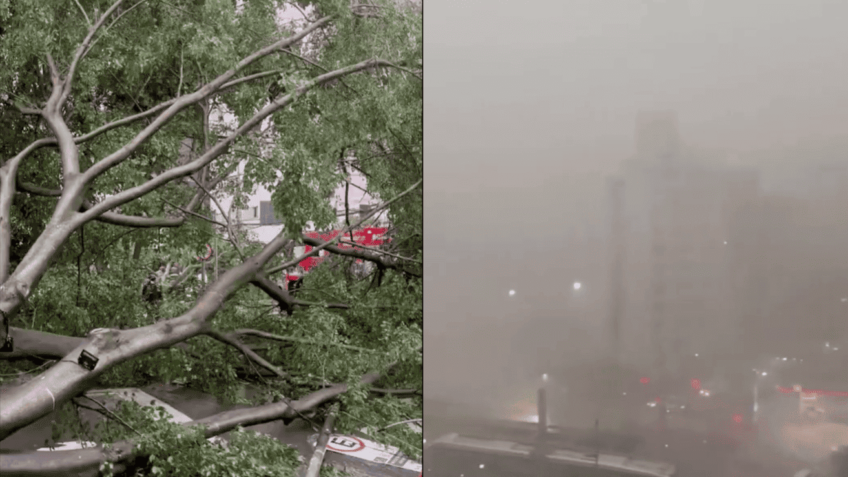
[424,395,816,477]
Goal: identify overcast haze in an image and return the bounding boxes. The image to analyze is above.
[424,0,848,410]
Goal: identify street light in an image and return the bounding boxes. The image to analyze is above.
[573,282,582,291]
[753,369,769,423]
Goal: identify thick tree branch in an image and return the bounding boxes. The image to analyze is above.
[15,180,62,197]
[249,274,294,313]
[304,236,421,270]
[78,58,391,229]
[341,153,354,243]
[0,155,27,284]
[204,329,286,378]
[3,60,385,294]
[370,388,421,398]
[220,68,286,90]
[251,273,350,312]
[80,199,185,228]
[339,239,421,263]
[12,104,42,115]
[0,328,201,363]
[0,159,226,333]
[194,371,383,435]
[14,179,206,231]
[5,68,295,174]
[0,41,415,448]
[0,370,385,476]
[11,181,187,228]
[42,62,81,191]
[0,233,289,440]
[27,0,124,204]
[0,328,86,360]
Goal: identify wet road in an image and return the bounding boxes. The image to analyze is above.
[424,395,817,477]
[755,390,848,465]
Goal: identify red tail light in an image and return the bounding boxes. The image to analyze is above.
[640,377,650,384]
[732,414,743,423]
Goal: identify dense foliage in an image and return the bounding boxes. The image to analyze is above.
[0,0,421,474]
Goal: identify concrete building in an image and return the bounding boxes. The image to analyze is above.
[607,115,848,373]
[730,163,848,356]
[211,164,388,244]
[607,113,760,376]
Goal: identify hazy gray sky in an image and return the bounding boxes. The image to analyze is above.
[424,0,848,402]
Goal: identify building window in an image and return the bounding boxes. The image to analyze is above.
[259,201,283,225]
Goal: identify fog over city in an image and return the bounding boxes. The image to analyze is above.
[424,1,848,475]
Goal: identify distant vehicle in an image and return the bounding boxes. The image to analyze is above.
[647,395,686,413]
[643,387,754,440]
[285,227,388,290]
[424,432,677,477]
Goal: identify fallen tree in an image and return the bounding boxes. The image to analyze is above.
[0,0,422,473]
[0,369,390,477]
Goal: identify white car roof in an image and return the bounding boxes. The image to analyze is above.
[37,387,222,451]
[84,388,194,423]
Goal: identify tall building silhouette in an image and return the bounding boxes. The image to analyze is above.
[607,113,757,375]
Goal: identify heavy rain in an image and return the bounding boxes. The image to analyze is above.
[424,1,848,476]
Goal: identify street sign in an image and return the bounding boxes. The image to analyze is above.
[310,434,422,473]
[327,435,366,453]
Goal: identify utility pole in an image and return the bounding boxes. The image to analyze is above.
[534,384,549,476]
[650,170,671,377]
[608,178,626,363]
[608,177,628,431]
